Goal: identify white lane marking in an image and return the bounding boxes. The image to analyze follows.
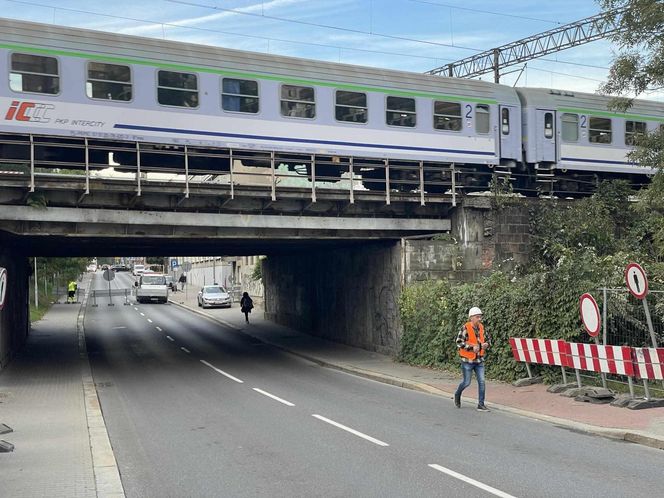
[166,336,175,342]
[133,307,138,310]
[111,326,126,330]
[140,313,145,316]
[156,326,162,332]
[428,464,517,498]
[147,319,153,323]
[200,360,244,383]
[311,414,389,447]
[252,388,295,407]
[180,347,191,354]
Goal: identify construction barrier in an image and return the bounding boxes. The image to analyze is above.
[633,348,664,381]
[509,338,568,386]
[565,343,635,377]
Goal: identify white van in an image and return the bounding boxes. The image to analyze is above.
[135,274,168,304]
[132,264,145,277]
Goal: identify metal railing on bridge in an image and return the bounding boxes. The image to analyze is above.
[0,132,468,206]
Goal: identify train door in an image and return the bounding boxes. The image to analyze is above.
[498,105,519,160]
[535,109,557,162]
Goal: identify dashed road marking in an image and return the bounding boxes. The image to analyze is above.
[140,313,145,317]
[252,388,295,407]
[147,319,153,323]
[428,464,516,498]
[200,360,244,383]
[166,336,175,342]
[181,347,191,354]
[156,326,162,332]
[311,414,389,447]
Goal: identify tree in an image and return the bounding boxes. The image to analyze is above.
[599,1,664,110]
[598,1,664,257]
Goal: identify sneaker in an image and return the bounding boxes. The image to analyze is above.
[476,404,490,412]
[454,392,461,408]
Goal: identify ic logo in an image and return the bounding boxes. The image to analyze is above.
[4,101,55,123]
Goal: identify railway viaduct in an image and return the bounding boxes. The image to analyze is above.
[0,174,532,371]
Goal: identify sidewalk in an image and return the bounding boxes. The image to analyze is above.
[0,275,123,498]
[172,288,664,450]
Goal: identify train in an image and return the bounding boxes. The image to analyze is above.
[1,17,662,196]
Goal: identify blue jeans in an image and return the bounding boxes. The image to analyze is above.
[455,362,485,406]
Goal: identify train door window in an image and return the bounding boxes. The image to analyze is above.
[561,113,579,142]
[335,91,367,123]
[86,62,132,101]
[157,70,199,108]
[280,84,315,118]
[544,112,554,139]
[386,96,416,127]
[475,104,490,134]
[222,78,259,113]
[625,120,646,146]
[589,117,612,144]
[10,53,59,94]
[500,108,510,135]
[433,101,461,131]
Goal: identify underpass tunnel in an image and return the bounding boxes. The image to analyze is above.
[0,232,404,372]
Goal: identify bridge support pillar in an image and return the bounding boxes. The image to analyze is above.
[0,245,30,372]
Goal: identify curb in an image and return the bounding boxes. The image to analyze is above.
[170,300,664,452]
[77,279,126,498]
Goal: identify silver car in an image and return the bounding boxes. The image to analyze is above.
[197,285,232,309]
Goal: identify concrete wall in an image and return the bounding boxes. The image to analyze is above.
[0,247,29,371]
[405,197,532,284]
[263,242,402,355]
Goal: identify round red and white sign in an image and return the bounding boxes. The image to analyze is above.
[0,267,7,311]
[579,293,601,337]
[625,263,648,300]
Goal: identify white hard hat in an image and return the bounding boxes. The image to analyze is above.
[468,307,483,317]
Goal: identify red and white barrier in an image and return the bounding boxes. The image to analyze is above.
[564,343,635,377]
[633,348,664,381]
[509,338,567,366]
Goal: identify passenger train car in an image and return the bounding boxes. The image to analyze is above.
[0,17,662,195]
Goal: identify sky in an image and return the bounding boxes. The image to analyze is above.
[2,0,657,99]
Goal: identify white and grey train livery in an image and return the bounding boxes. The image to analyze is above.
[0,17,662,195]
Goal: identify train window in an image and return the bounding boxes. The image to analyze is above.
[335,91,367,123]
[280,84,315,119]
[501,108,510,135]
[222,78,259,113]
[386,96,416,127]
[433,101,461,131]
[625,120,646,146]
[589,117,612,144]
[86,62,132,101]
[561,113,579,142]
[475,104,490,134]
[157,70,199,108]
[10,53,59,94]
[544,113,554,139]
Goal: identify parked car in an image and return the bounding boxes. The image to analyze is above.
[165,275,177,292]
[197,286,232,308]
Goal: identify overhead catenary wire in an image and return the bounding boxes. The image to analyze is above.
[2,0,611,75]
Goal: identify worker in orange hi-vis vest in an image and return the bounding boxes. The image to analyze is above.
[454,307,491,412]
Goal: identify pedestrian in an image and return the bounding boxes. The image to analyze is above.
[454,307,491,411]
[67,280,78,304]
[240,292,254,323]
[178,272,186,291]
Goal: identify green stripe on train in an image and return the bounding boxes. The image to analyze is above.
[0,42,497,105]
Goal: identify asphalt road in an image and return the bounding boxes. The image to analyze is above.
[85,272,664,498]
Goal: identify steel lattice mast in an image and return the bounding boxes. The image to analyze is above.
[426,10,624,83]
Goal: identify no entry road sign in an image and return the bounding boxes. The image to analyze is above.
[579,293,601,338]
